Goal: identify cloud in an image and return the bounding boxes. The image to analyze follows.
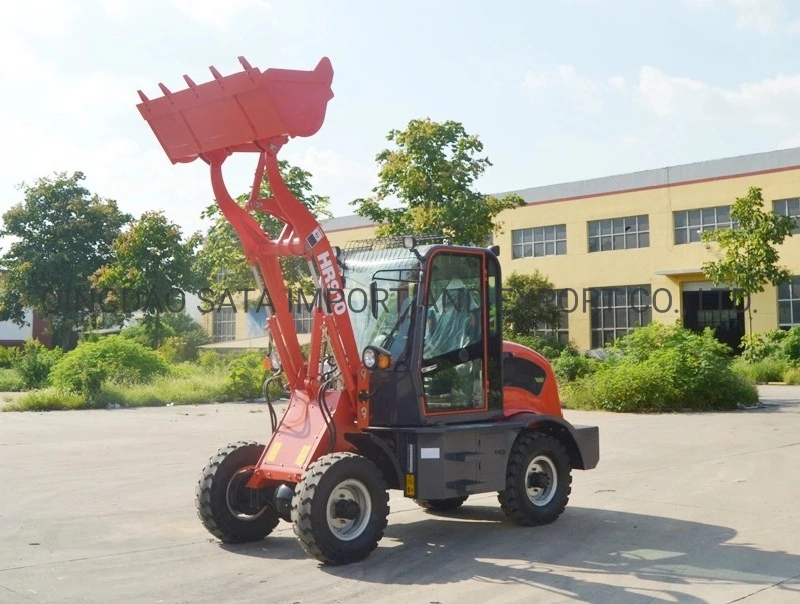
[524,64,617,113]
[2,0,82,37]
[523,61,800,133]
[286,146,377,215]
[169,0,272,31]
[634,66,800,127]
[727,0,787,34]
[686,0,800,35]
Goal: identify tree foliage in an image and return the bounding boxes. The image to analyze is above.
[351,118,525,246]
[0,172,131,348]
[502,271,563,335]
[702,186,797,333]
[92,210,201,335]
[195,160,331,296]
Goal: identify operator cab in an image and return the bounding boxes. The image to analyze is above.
[341,237,503,427]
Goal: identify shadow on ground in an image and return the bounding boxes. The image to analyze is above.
[225,506,800,603]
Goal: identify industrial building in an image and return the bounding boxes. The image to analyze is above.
[209,147,800,352]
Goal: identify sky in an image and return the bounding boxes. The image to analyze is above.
[2,0,800,250]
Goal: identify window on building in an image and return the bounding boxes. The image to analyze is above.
[213,307,236,342]
[674,206,735,244]
[587,215,649,253]
[778,276,800,329]
[512,224,567,259]
[589,285,652,348]
[773,198,800,234]
[532,310,570,344]
[293,303,313,334]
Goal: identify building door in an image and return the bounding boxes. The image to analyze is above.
[681,282,745,352]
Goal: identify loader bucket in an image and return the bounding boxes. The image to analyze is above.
[136,57,334,164]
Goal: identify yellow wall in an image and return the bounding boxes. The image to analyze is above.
[325,226,378,249]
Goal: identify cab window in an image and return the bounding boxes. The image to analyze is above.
[421,253,486,412]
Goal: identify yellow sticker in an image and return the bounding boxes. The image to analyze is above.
[265,442,282,462]
[295,445,312,467]
[405,474,416,497]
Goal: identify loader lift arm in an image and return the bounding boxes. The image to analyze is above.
[137,57,362,483]
[205,144,359,396]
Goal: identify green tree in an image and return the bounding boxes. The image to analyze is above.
[503,271,563,335]
[0,172,131,349]
[702,186,797,334]
[195,160,331,296]
[351,118,525,246]
[92,210,201,343]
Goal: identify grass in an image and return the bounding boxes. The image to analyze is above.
[6,388,87,411]
[731,358,788,384]
[100,367,229,407]
[783,367,800,385]
[4,364,231,412]
[0,368,24,392]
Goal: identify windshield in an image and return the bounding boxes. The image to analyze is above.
[341,247,425,359]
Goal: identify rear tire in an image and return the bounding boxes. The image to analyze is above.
[414,496,468,512]
[498,432,571,526]
[292,452,389,565]
[196,441,279,543]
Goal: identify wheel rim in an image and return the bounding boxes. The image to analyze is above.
[326,479,372,541]
[525,455,557,506]
[226,468,266,521]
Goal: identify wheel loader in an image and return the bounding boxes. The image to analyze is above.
[136,56,599,565]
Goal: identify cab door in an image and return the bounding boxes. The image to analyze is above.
[419,249,502,422]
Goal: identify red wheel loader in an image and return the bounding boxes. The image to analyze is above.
[136,57,599,566]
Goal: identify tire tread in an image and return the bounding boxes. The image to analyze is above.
[498,431,572,526]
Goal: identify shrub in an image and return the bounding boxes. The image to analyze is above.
[562,323,757,412]
[740,330,786,363]
[778,326,800,364]
[783,367,800,385]
[120,319,174,349]
[157,313,211,361]
[506,332,574,362]
[0,368,24,391]
[198,349,225,369]
[13,340,63,389]
[50,336,169,399]
[158,336,190,364]
[553,349,597,383]
[122,312,211,357]
[224,352,266,401]
[0,346,21,369]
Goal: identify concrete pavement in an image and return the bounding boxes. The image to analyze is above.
[1,386,800,603]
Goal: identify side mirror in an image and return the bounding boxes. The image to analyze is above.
[370,281,379,319]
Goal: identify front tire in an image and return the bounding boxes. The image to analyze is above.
[292,452,389,565]
[196,441,280,543]
[414,496,468,512]
[498,432,571,526]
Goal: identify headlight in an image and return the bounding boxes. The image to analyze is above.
[362,346,392,370]
[269,348,282,372]
[362,348,377,369]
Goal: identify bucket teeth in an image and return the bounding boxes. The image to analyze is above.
[137,56,334,164]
